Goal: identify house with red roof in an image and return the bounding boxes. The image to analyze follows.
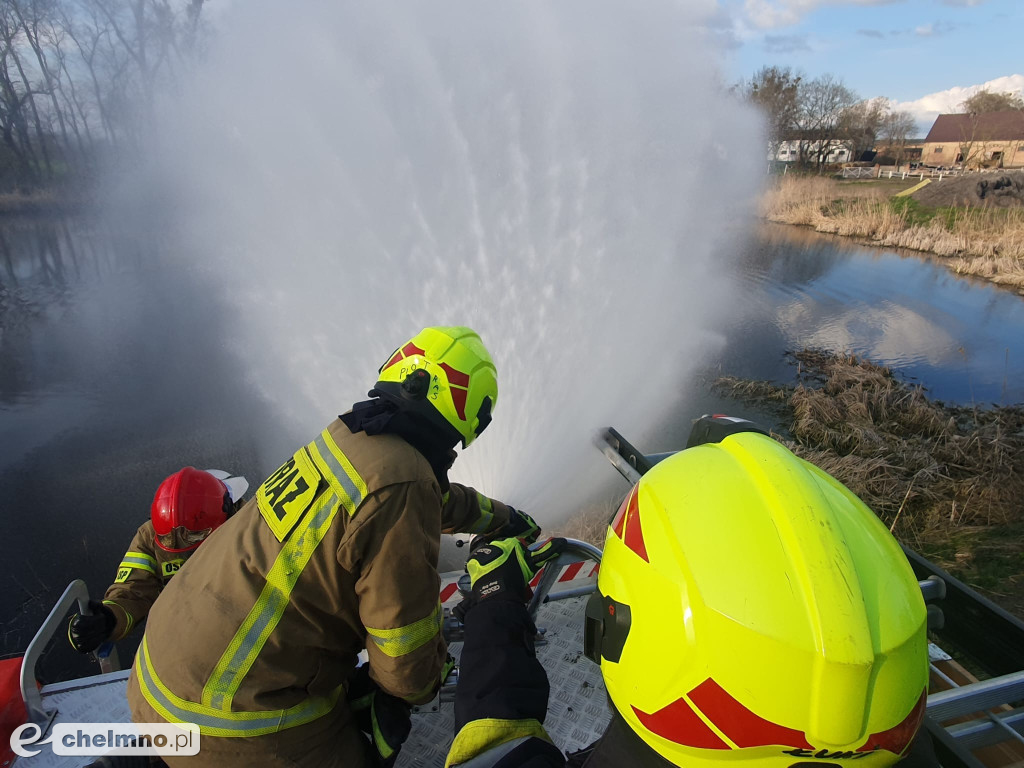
[923,112,1024,169]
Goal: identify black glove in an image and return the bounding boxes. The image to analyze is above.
[466,537,566,603]
[467,508,542,551]
[347,665,412,768]
[503,508,542,544]
[67,601,116,654]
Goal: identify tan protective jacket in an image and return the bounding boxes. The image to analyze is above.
[103,520,194,640]
[128,417,509,740]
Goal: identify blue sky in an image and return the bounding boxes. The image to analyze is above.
[713,0,1023,132]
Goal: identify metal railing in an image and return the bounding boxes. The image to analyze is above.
[21,580,90,728]
[19,580,122,729]
[527,540,602,622]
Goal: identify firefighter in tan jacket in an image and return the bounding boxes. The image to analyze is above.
[67,468,248,653]
[127,326,540,767]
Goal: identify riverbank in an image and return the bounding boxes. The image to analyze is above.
[761,175,1024,293]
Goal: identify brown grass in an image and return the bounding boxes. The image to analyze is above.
[762,176,1024,290]
[554,497,620,546]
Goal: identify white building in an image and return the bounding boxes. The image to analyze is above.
[771,139,855,165]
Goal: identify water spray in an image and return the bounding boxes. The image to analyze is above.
[130,0,765,521]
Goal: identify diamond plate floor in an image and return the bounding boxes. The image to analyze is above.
[400,594,610,767]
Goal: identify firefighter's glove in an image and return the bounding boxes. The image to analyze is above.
[67,601,116,654]
[348,665,412,768]
[467,537,566,603]
[502,507,542,544]
[467,508,541,552]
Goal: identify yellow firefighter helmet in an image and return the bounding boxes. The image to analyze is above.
[373,326,497,448]
[585,417,928,768]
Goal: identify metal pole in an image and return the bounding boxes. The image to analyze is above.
[927,670,1024,721]
[544,584,598,603]
[601,443,642,485]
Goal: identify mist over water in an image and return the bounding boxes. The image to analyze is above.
[126,0,763,517]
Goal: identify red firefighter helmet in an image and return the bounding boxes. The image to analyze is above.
[151,467,232,552]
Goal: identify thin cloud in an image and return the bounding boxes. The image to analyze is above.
[914,20,960,36]
[763,33,812,53]
[940,0,985,6]
[857,28,886,37]
[696,3,744,50]
[743,0,905,30]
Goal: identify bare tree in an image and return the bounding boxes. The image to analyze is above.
[0,3,52,175]
[49,19,95,150]
[741,66,801,162]
[840,96,888,161]
[60,0,125,146]
[12,0,74,168]
[0,44,39,181]
[960,89,1024,114]
[881,110,916,166]
[796,75,859,169]
[0,0,207,188]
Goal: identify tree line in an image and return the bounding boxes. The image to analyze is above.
[738,66,915,169]
[739,66,1024,170]
[0,0,205,191]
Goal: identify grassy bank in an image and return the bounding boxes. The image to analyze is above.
[761,175,1024,292]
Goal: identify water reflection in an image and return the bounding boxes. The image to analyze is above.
[721,224,1024,405]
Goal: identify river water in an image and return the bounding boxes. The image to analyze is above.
[2,216,1023,676]
[720,224,1024,407]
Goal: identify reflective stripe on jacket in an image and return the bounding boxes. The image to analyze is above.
[130,417,509,737]
[103,520,194,641]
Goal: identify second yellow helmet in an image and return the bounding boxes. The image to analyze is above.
[585,417,928,768]
[374,326,497,448]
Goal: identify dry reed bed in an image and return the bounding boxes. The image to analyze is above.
[761,176,1024,290]
[714,351,1024,612]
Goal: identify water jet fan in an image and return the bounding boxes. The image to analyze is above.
[138,0,764,521]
